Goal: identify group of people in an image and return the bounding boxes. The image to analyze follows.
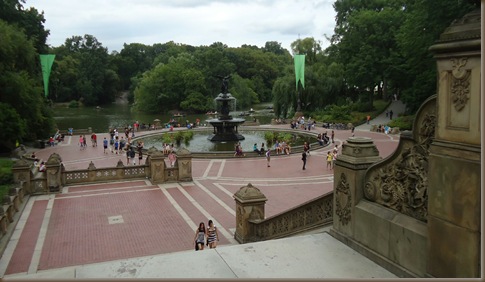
[31,152,46,172]
[194,220,220,251]
[376,124,391,134]
[290,116,317,131]
[326,145,339,170]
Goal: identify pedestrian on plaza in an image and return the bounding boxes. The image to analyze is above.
[265,148,271,167]
[79,135,84,150]
[302,151,307,170]
[351,126,355,137]
[389,110,394,120]
[137,143,143,165]
[326,151,333,170]
[91,133,97,147]
[168,151,177,167]
[260,143,265,156]
[194,222,206,251]
[366,115,371,124]
[331,130,335,143]
[385,110,389,117]
[103,137,108,154]
[114,138,119,154]
[82,135,87,148]
[206,219,219,249]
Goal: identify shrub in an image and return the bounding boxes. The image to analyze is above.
[264,132,275,146]
[68,100,79,108]
[0,158,14,200]
[388,115,414,131]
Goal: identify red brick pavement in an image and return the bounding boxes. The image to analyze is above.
[3,126,400,275]
[5,200,48,275]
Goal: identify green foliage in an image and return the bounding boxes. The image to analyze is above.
[0,158,14,184]
[162,133,172,144]
[0,19,54,150]
[174,131,185,144]
[264,132,275,146]
[68,100,79,108]
[277,133,293,145]
[0,158,14,199]
[388,115,414,131]
[183,130,194,142]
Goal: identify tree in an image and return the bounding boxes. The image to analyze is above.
[0,20,54,151]
[52,34,119,106]
[395,0,478,112]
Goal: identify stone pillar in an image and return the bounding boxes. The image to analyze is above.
[46,153,62,193]
[11,159,32,195]
[331,137,381,238]
[427,9,481,278]
[233,183,267,243]
[87,161,97,182]
[176,148,192,182]
[146,147,166,184]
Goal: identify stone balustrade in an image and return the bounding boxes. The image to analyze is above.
[233,183,333,243]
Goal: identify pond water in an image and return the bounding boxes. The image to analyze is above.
[136,130,315,152]
[52,102,275,133]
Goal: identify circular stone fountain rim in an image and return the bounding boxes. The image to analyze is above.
[131,126,327,159]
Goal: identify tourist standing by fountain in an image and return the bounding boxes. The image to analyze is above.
[265,148,271,167]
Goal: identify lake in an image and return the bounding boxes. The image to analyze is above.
[52,102,275,133]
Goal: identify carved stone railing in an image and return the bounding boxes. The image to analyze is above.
[250,192,333,240]
[0,186,25,240]
[63,161,148,185]
[363,95,436,222]
[233,183,333,243]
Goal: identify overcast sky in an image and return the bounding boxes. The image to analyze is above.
[26,0,337,53]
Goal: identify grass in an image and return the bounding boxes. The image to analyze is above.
[0,158,14,201]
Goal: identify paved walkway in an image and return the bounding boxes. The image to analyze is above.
[0,105,403,279]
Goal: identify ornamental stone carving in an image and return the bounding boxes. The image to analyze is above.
[450,57,470,112]
[364,96,436,222]
[335,173,351,225]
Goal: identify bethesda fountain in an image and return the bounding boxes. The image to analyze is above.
[206,75,245,141]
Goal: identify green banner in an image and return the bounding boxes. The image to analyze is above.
[40,54,56,98]
[294,54,305,89]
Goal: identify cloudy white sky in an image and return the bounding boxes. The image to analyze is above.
[26,0,337,53]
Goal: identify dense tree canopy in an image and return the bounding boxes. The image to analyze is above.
[0,0,478,152]
[0,1,54,152]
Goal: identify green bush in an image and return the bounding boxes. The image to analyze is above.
[264,132,275,146]
[162,133,172,144]
[183,131,194,142]
[174,131,185,144]
[68,100,79,108]
[388,115,414,131]
[0,158,14,200]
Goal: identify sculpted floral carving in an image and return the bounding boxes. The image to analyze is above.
[450,57,470,112]
[335,173,352,225]
[364,99,435,222]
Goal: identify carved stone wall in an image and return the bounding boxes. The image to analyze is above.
[426,8,481,278]
[364,96,436,222]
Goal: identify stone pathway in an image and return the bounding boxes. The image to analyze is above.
[1,119,402,279]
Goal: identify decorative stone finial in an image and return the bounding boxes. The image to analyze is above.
[234,183,267,203]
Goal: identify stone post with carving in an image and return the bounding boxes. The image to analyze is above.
[12,159,32,195]
[331,137,381,238]
[45,153,62,193]
[426,9,481,278]
[176,148,192,182]
[233,183,267,243]
[146,147,166,184]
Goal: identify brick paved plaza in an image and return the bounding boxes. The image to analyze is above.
[0,124,399,276]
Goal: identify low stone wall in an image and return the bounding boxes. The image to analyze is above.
[0,186,25,243]
[250,192,333,241]
[63,161,148,185]
[233,183,333,243]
